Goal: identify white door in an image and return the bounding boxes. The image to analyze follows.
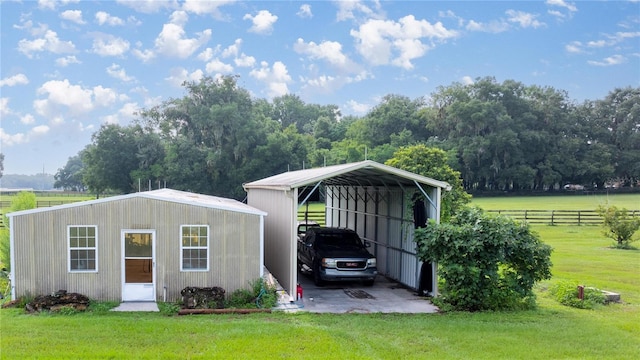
[122,230,156,302]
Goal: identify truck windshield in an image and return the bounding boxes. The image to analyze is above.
[316,233,363,248]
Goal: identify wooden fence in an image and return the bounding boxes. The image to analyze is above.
[296,209,639,226]
[486,210,637,225]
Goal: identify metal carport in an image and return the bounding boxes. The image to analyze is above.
[243,160,451,300]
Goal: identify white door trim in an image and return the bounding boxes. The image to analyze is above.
[121,229,156,302]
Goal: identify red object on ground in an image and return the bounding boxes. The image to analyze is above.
[296,284,303,300]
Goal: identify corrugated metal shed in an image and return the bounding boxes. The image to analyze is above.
[8,189,266,302]
[244,160,450,299]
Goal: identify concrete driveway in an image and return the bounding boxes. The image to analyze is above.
[292,270,439,314]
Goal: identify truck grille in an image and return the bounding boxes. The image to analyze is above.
[337,261,366,269]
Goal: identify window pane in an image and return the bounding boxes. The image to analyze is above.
[182,248,207,270]
[125,233,151,257]
[69,227,97,271]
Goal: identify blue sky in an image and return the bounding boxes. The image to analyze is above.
[1,0,639,176]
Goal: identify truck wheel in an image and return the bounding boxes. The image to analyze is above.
[313,262,324,287]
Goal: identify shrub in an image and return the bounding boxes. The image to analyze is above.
[224,278,278,309]
[157,302,181,316]
[549,281,606,309]
[596,205,640,249]
[414,206,553,311]
[1,191,37,272]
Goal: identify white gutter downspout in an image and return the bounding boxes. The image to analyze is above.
[259,214,265,277]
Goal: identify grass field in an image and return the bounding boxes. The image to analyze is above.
[471,193,639,211]
[1,194,639,358]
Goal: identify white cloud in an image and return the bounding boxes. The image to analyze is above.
[565,41,583,53]
[235,53,255,67]
[302,74,337,91]
[197,47,217,61]
[222,39,242,58]
[0,74,29,87]
[588,39,609,48]
[546,0,578,12]
[243,10,278,34]
[18,30,76,58]
[466,19,510,33]
[60,10,85,25]
[165,67,204,87]
[566,31,640,55]
[115,0,178,14]
[92,35,130,57]
[101,102,140,124]
[351,15,458,69]
[21,114,36,125]
[506,10,545,29]
[155,11,212,58]
[34,79,118,117]
[249,61,292,98]
[14,18,49,37]
[0,128,27,147]
[38,0,80,11]
[95,11,124,26]
[546,0,578,19]
[132,48,156,62]
[299,70,371,94]
[205,59,234,74]
[588,55,626,66]
[297,4,312,19]
[0,98,11,117]
[461,76,474,85]
[182,0,234,19]
[335,0,383,22]
[344,100,370,115]
[219,39,255,67]
[0,101,47,146]
[294,38,357,72]
[106,64,134,82]
[55,55,81,67]
[31,124,50,136]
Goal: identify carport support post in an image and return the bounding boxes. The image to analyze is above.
[290,187,299,301]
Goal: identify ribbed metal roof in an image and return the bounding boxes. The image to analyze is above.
[8,188,266,218]
[243,160,451,191]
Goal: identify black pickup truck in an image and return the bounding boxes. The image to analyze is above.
[297,227,377,286]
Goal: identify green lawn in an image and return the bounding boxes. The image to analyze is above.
[471,193,640,211]
[1,195,639,359]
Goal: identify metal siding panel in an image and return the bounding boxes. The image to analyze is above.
[247,188,296,297]
[13,197,262,302]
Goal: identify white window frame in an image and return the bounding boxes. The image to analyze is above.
[180,225,210,271]
[67,225,98,273]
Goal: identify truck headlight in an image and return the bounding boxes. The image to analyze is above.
[367,258,377,267]
[322,258,337,268]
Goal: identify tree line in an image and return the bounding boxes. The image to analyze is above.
[53,75,639,199]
